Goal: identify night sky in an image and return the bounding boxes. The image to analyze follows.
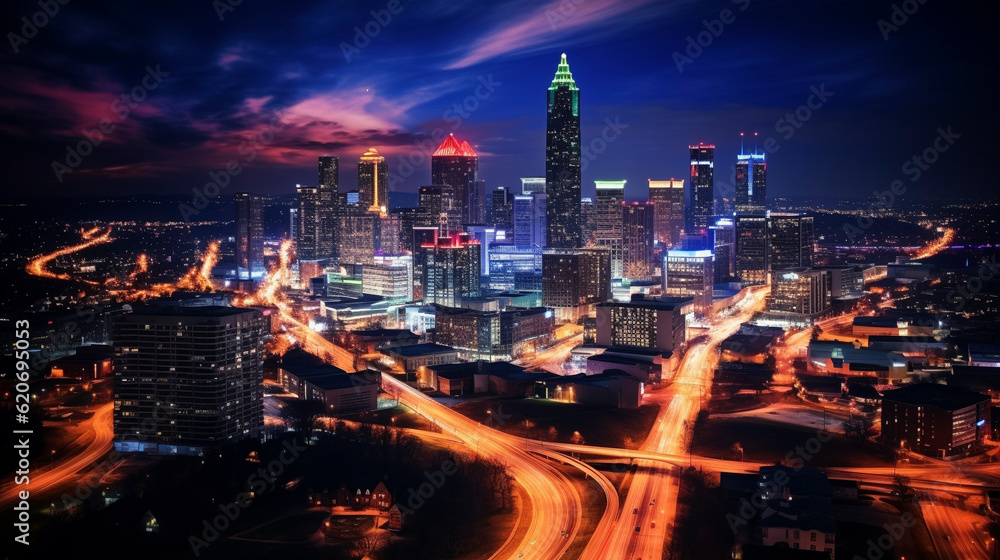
[1,0,996,202]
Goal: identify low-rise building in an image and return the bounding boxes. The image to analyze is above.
[881,383,991,458]
[807,341,908,382]
[278,349,379,413]
[382,343,459,380]
[535,371,642,409]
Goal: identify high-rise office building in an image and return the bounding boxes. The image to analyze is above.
[710,218,736,283]
[396,207,421,253]
[376,212,402,255]
[297,184,334,262]
[664,249,715,316]
[580,197,597,246]
[432,134,479,233]
[513,192,547,251]
[489,187,513,232]
[418,232,481,307]
[769,268,831,318]
[735,214,769,286]
[648,179,685,249]
[358,147,389,214]
[735,133,767,214]
[594,180,626,279]
[410,226,439,301]
[469,179,487,225]
[113,306,264,455]
[235,192,264,279]
[318,156,340,258]
[622,202,655,281]
[288,207,299,255]
[687,143,715,235]
[418,186,445,230]
[521,177,546,194]
[541,248,611,312]
[338,205,376,266]
[545,54,582,248]
[769,213,814,270]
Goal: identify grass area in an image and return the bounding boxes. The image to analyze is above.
[322,514,375,544]
[455,482,526,560]
[691,416,894,468]
[558,462,608,560]
[453,398,660,449]
[353,404,439,431]
[707,389,791,414]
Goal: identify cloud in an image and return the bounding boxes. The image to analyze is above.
[445,0,667,69]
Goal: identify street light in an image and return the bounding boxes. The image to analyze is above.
[486,409,492,429]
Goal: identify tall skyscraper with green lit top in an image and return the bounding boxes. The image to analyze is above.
[546,53,581,248]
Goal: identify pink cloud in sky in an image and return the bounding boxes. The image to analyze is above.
[446,0,661,69]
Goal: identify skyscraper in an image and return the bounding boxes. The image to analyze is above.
[431,134,478,233]
[418,232,481,307]
[318,156,340,259]
[418,186,445,230]
[664,250,715,316]
[521,177,546,194]
[234,192,264,279]
[297,184,334,262]
[687,143,715,234]
[541,248,611,318]
[622,202,655,280]
[489,187,513,232]
[513,192,546,250]
[469,179,487,224]
[113,306,264,455]
[735,214,769,286]
[545,53,581,248]
[648,179,685,248]
[769,213,814,270]
[594,180,625,279]
[710,218,736,283]
[358,147,388,214]
[735,133,767,214]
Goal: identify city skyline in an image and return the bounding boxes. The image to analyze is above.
[1,1,994,202]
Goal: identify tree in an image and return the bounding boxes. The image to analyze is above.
[810,325,822,340]
[842,416,876,443]
[570,431,585,445]
[546,426,558,441]
[892,474,915,500]
[353,531,384,559]
[282,399,326,433]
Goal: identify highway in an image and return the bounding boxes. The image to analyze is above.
[0,403,115,510]
[281,310,609,560]
[25,226,113,284]
[581,285,770,560]
[922,492,992,560]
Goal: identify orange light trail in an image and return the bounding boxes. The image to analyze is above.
[25,226,113,284]
[912,227,955,260]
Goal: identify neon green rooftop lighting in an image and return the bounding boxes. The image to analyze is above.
[549,53,578,91]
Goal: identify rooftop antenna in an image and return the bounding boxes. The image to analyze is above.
[754,132,759,155]
[740,132,745,156]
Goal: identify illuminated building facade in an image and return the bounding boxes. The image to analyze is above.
[664,249,715,316]
[297,184,335,262]
[432,134,479,233]
[513,192,547,250]
[687,143,715,234]
[418,232,481,307]
[710,219,736,283]
[622,202,655,280]
[337,205,376,266]
[358,147,389,214]
[881,384,991,458]
[648,179,685,248]
[489,187,513,232]
[595,295,686,353]
[541,248,611,314]
[769,213,814,270]
[735,214,769,286]
[594,180,626,278]
[768,268,831,317]
[735,135,767,214]
[546,53,582,248]
[234,192,264,279]
[521,176,546,194]
[113,306,264,456]
[362,261,412,301]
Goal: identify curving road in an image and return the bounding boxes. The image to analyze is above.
[0,403,115,510]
